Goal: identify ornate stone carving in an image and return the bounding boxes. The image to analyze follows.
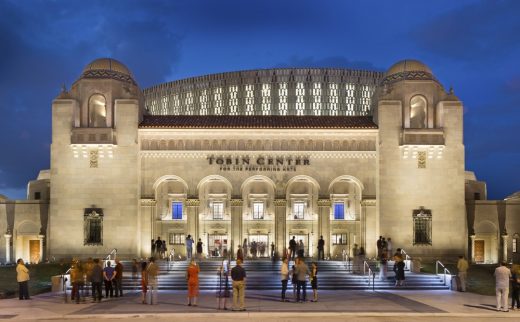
[89,149,98,168]
[230,199,243,206]
[418,151,426,168]
[185,199,200,206]
[317,199,331,207]
[273,199,287,206]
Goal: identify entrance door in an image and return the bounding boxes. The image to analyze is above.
[29,240,40,264]
[292,234,309,257]
[208,234,228,257]
[474,240,485,263]
[249,234,269,258]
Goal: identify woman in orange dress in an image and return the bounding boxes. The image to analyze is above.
[187,259,200,306]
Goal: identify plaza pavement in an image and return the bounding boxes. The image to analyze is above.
[0,289,518,321]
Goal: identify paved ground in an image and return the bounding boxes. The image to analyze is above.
[0,289,518,321]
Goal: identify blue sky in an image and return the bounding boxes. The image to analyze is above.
[0,0,519,199]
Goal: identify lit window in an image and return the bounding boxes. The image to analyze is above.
[200,89,208,115]
[334,202,345,220]
[513,234,519,253]
[245,85,254,115]
[161,96,168,115]
[360,85,372,115]
[332,233,347,245]
[410,95,427,129]
[261,84,271,115]
[212,202,224,220]
[296,82,305,115]
[312,83,322,115]
[214,87,223,114]
[172,202,183,220]
[229,85,239,115]
[169,233,185,245]
[413,208,432,245]
[88,94,107,127]
[329,83,338,116]
[253,202,264,219]
[278,82,288,115]
[185,91,193,115]
[293,201,305,219]
[345,84,355,116]
[172,94,180,114]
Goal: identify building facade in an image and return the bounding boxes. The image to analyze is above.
[1,58,518,264]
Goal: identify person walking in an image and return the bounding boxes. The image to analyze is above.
[140,261,148,304]
[295,257,310,302]
[196,238,204,260]
[186,259,200,306]
[16,258,30,300]
[151,239,156,256]
[457,255,469,292]
[310,262,318,302]
[72,260,85,303]
[289,236,297,261]
[147,257,159,305]
[243,239,249,259]
[494,261,511,312]
[231,259,247,311]
[103,261,116,298]
[511,266,520,311]
[186,235,194,259]
[114,259,123,297]
[317,236,325,261]
[91,258,103,303]
[393,255,405,287]
[280,257,289,302]
[379,252,388,281]
[217,260,230,310]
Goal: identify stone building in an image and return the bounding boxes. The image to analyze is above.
[1,58,518,264]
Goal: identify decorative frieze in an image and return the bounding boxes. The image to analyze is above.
[140,199,156,206]
[317,199,332,207]
[185,199,200,206]
[230,199,243,206]
[273,199,287,207]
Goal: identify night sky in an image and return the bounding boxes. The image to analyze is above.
[0,0,519,200]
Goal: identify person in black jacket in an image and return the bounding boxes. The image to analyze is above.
[289,236,297,260]
[317,236,325,261]
[393,255,405,287]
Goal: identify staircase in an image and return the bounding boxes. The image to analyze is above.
[112,259,450,291]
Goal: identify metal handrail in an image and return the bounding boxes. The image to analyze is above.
[400,249,412,270]
[105,248,118,261]
[363,260,375,291]
[343,249,351,272]
[435,260,452,286]
[61,267,72,303]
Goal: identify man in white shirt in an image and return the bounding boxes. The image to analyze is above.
[494,261,512,312]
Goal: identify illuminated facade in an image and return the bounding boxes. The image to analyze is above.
[1,58,519,264]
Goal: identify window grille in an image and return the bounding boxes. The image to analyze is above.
[253,202,264,219]
[329,83,338,116]
[84,208,103,245]
[229,85,239,115]
[413,208,432,245]
[345,83,356,116]
[261,84,271,115]
[185,91,193,115]
[200,89,208,115]
[212,202,224,220]
[312,83,322,115]
[214,87,223,114]
[296,82,305,115]
[245,84,254,115]
[172,202,183,220]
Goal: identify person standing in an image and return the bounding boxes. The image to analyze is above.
[103,261,116,298]
[494,261,511,312]
[236,245,244,261]
[72,260,85,303]
[310,262,318,302]
[290,260,298,301]
[280,258,289,302]
[114,259,123,297]
[132,259,139,280]
[196,238,204,261]
[151,239,156,256]
[457,255,469,292]
[393,255,405,287]
[298,240,305,258]
[217,259,230,310]
[511,267,520,311]
[231,259,247,311]
[155,237,163,257]
[16,258,30,300]
[140,261,148,304]
[186,235,194,259]
[376,236,383,259]
[243,239,248,259]
[295,257,310,302]
[186,259,200,306]
[91,259,103,303]
[147,257,159,305]
[317,236,325,261]
[386,238,393,258]
[289,236,297,261]
[270,242,275,260]
[379,252,388,281]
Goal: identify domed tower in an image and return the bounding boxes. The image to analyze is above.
[374,59,466,260]
[49,58,142,258]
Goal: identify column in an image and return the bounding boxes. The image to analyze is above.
[502,233,509,263]
[4,234,12,264]
[38,235,45,263]
[470,234,476,263]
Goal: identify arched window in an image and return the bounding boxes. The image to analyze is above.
[88,94,107,127]
[410,95,427,129]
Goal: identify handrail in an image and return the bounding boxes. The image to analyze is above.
[342,249,351,272]
[363,260,375,291]
[435,260,452,286]
[105,248,118,261]
[400,249,412,270]
[61,267,72,303]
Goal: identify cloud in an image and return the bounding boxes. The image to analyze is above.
[276,56,383,71]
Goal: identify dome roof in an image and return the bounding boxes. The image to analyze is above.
[79,58,137,85]
[385,59,432,77]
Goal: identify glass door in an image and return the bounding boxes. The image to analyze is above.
[208,234,228,257]
[248,234,269,258]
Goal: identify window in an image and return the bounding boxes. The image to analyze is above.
[172,202,183,220]
[212,202,224,220]
[261,84,271,115]
[229,85,239,115]
[329,83,338,115]
[278,82,288,115]
[84,208,103,245]
[413,208,432,245]
[334,202,345,220]
[199,89,208,115]
[88,94,107,127]
[293,201,305,219]
[332,233,347,245]
[296,82,305,115]
[245,84,254,115]
[345,83,355,115]
[169,233,185,245]
[312,83,322,115]
[34,192,41,200]
[410,95,427,128]
[214,87,223,114]
[252,202,264,219]
[474,192,481,200]
[513,234,519,253]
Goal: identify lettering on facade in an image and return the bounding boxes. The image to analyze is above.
[207,155,310,172]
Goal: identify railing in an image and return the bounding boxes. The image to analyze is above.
[105,248,118,262]
[363,260,376,291]
[435,260,452,286]
[400,249,411,270]
[342,249,351,272]
[60,267,72,303]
